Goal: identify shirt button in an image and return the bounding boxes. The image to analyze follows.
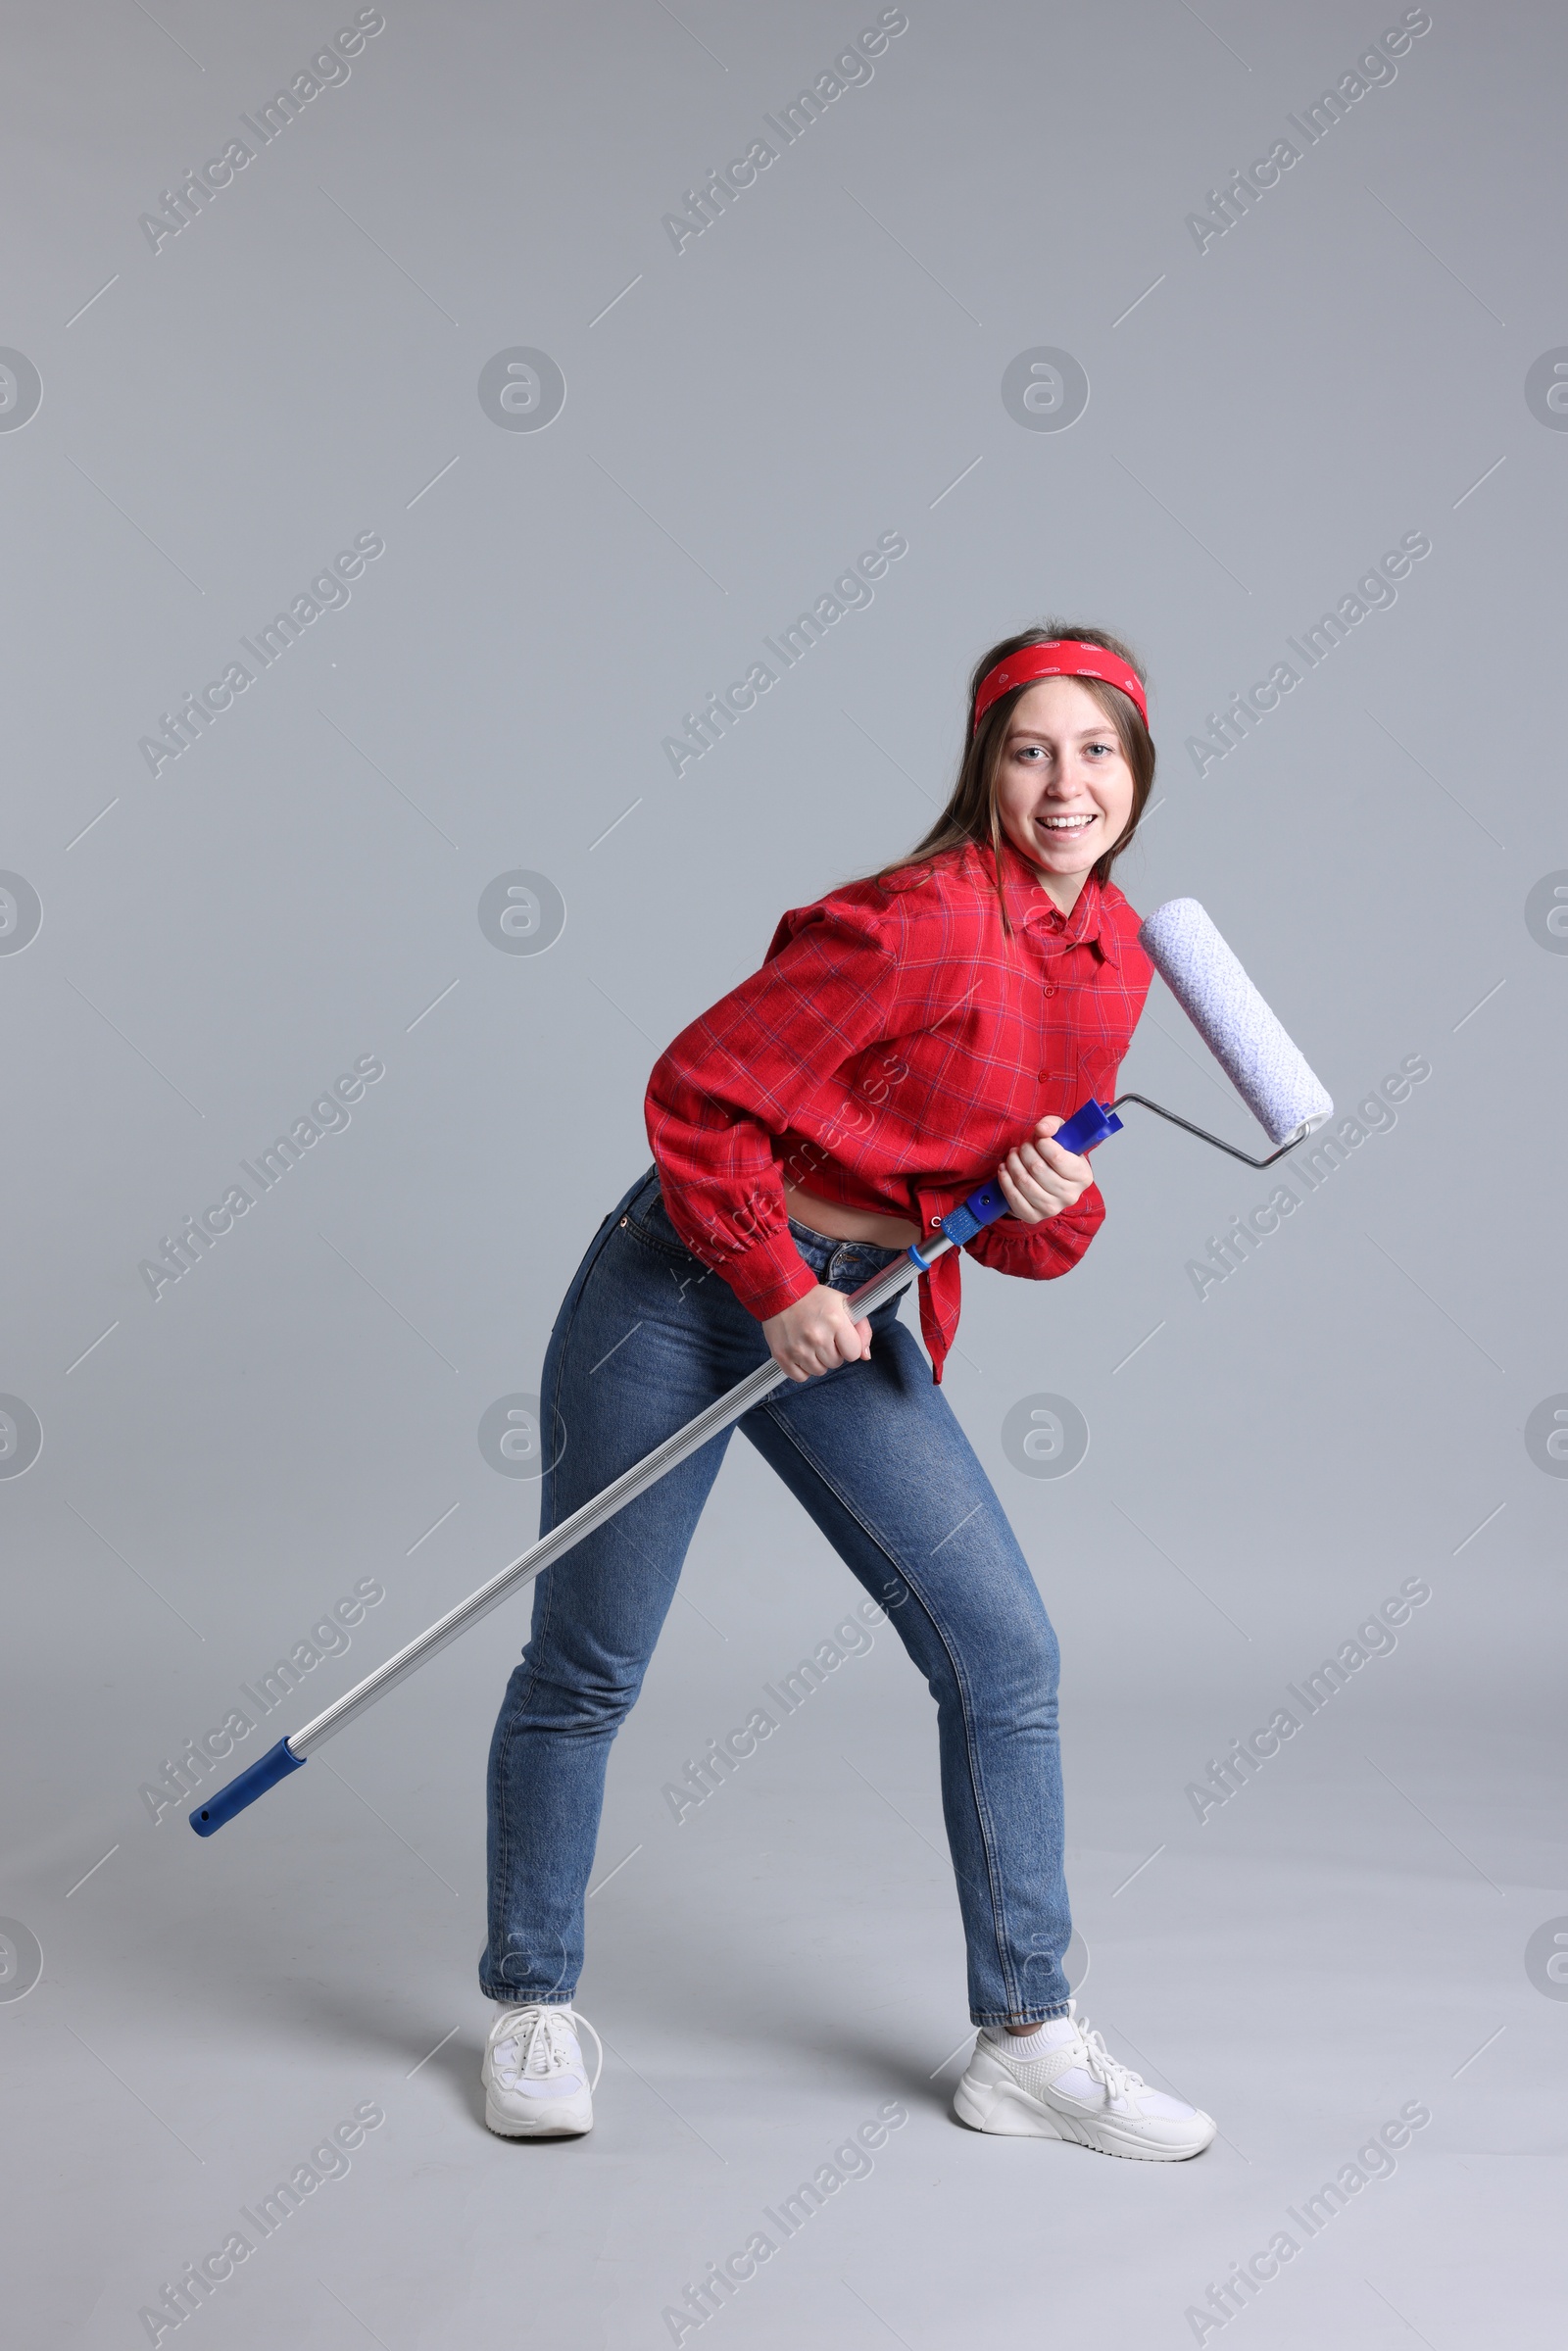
[1042,981,1056,996]
[930,1215,941,1226]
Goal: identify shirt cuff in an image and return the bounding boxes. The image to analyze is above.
[964,1187,1104,1277]
[710,1229,820,1323]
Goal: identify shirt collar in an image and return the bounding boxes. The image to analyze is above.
[992,834,1118,964]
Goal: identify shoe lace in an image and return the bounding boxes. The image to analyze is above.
[1074,2018,1147,2104]
[493,2004,604,2092]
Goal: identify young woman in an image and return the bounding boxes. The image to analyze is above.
[479,625,1216,2161]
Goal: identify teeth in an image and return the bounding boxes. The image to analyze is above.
[1040,814,1094,830]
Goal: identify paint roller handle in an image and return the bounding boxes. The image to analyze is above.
[1049,1100,1125,1155]
[923,1102,1121,1254]
[189,1737,307,1836]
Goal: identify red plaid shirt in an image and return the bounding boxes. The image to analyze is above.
[644,835,1153,1381]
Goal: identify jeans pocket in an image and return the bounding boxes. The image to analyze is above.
[623,1176,696,1261]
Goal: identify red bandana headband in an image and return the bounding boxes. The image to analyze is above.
[972,641,1148,733]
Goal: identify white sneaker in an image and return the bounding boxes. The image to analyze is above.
[481,2003,602,2138]
[953,2001,1215,2161]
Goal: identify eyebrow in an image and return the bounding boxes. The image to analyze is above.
[1006,724,1115,743]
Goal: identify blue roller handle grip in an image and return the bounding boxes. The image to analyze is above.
[923,1099,1122,1254]
[1051,1098,1124,1156]
[189,1738,306,1836]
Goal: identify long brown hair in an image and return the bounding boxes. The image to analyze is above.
[868,622,1156,939]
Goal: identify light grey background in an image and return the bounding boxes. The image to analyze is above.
[2,2,1563,2344]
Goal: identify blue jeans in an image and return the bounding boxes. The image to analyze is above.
[480,1167,1072,2026]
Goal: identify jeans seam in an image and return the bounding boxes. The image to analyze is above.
[485,1178,710,2002]
[486,1567,554,1996]
[550,1195,642,1374]
[758,1396,1024,2017]
[486,1244,581,2000]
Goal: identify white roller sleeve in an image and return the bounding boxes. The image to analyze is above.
[1137,899,1334,1146]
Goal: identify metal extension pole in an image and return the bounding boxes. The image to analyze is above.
[191,1240,943,1832]
[191,1081,1324,1837]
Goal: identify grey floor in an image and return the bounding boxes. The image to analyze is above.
[9,1378,1562,2350]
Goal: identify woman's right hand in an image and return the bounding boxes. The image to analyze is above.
[761,1286,873,1383]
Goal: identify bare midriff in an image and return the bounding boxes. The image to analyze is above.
[782,1182,919,1250]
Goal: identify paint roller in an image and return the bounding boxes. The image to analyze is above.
[1056,896,1334,1166]
[192,897,1330,1836]
[899,897,1334,1255]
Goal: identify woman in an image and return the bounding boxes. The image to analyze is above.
[479,625,1216,2161]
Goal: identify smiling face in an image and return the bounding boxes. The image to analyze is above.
[993,675,1137,912]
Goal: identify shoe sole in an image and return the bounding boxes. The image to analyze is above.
[952,2069,1214,2161]
[483,2093,593,2139]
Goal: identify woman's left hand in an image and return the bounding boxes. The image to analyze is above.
[995,1114,1093,1226]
